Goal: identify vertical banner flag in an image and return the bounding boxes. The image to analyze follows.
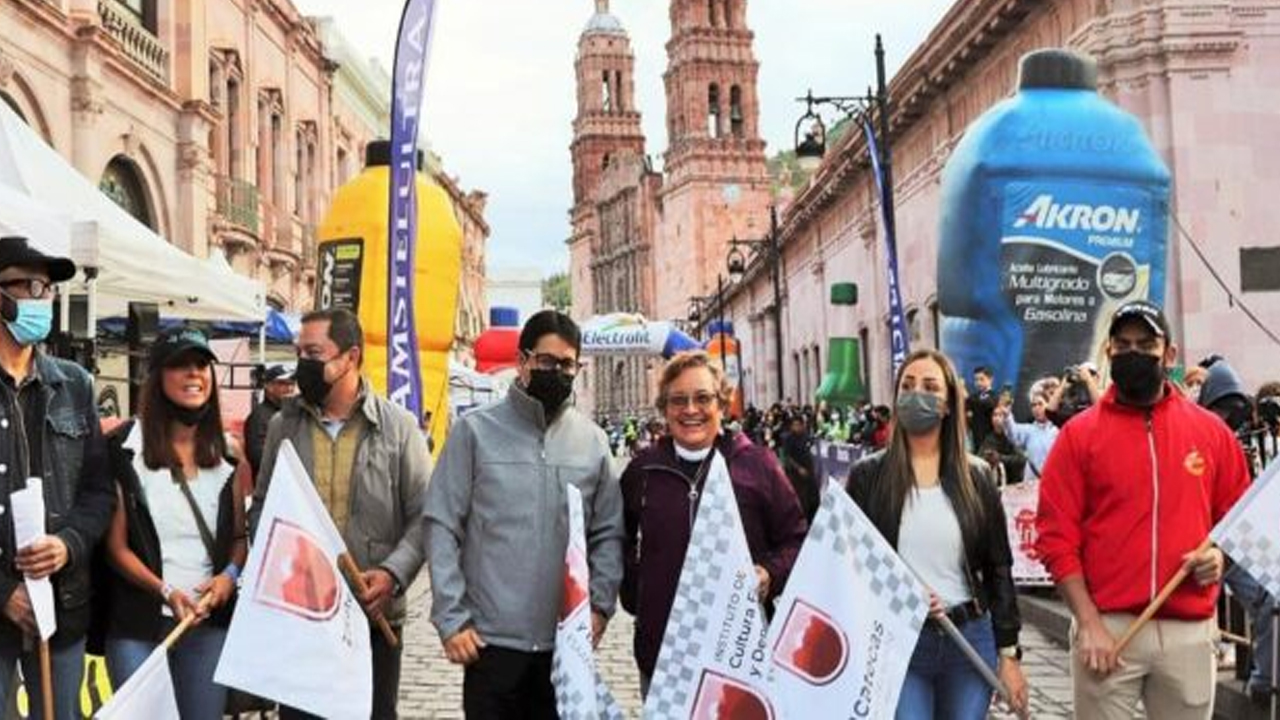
[553,484,625,720]
[1211,459,1280,598]
[11,479,55,640]
[862,119,910,376]
[97,644,179,720]
[215,441,373,720]
[387,0,440,418]
[766,481,927,718]
[643,453,775,720]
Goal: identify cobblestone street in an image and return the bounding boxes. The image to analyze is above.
[397,580,1080,719]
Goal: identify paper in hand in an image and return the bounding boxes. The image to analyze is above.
[11,478,57,640]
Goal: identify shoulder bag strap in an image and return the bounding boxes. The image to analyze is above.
[171,468,217,563]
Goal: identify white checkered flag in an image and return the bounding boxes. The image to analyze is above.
[642,452,776,720]
[552,484,625,720]
[766,479,928,718]
[1212,458,1280,598]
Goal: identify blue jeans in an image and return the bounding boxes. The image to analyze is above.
[105,622,227,720]
[1225,564,1277,693]
[0,638,85,720]
[896,615,997,720]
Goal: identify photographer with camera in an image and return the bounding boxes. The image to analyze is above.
[1046,362,1102,427]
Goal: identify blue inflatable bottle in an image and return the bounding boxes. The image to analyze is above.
[937,49,1171,416]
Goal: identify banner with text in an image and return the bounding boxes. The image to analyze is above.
[1001,480,1052,586]
[766,481,926,718]
[553,484,625,720]
[386,0,439,417]
[643,453,776,720]
[863,119,910,376]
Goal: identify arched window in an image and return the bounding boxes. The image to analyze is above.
[708,0,718,27]
[722,0,733,29]
[730,85,744,138]
[614,70,624,112]
[601,70,613,113]
[708,84,721,139]
[99,156,154,229]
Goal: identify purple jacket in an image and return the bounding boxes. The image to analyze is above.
[620,431,808,677]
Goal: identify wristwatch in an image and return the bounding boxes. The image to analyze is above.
[159,582,176,601]
[999,645,1023,661]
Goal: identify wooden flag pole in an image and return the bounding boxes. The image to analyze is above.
[161,594,216,650]
[1113,536,1214,658]
[338,553,399,648]
[37,640,53,720]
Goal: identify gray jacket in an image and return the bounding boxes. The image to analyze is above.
[253,383,430,625]
[424,384,623,652]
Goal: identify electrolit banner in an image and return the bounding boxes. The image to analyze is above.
[1000,180,1165,414]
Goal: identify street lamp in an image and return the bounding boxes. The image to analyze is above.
[726,206,786,403]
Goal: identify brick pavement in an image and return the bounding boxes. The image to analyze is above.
[398,580,1096,719]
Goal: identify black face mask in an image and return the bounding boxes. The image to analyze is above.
[1111,352,1165,404]
[295,357,334,408]
[526,369,575,419]
[166,397,211,428]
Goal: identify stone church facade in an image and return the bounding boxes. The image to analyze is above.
[568,0,772,420]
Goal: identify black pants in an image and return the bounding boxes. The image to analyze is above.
[279,623,403,720]
[463,646,557,719]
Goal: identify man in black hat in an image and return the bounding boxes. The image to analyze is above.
[243,362,295,478]
[0,237,114,720]
[1037,300,1250,720]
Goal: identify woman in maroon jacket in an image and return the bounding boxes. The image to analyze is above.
[620,351,807,695]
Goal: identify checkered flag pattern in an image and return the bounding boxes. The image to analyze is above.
[1213,459,1280,598]
[551,657,623,720]
[644,452,758,718]
[812,481,927,632]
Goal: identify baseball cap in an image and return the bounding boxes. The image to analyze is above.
[262,363,295,383]
[149,326,217,370]
[0,236,76,283]
[1108,300,1170,340]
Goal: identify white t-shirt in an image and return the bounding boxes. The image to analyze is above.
[124,424,232,615]
[898,484,972,607]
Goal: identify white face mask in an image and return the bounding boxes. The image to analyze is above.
[674,443,712,462]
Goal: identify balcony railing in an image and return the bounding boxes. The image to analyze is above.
[98,0,169,84]
[215,175,260,235]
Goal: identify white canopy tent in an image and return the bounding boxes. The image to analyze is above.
[0,102,266,323]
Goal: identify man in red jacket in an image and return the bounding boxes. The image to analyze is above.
[1036,301,1250,720]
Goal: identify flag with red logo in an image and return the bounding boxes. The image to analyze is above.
[552,484,624,719]
[643,452,776,720]
[1212,459,1280,598]
[214,441,372,719]
[765,480,927,718]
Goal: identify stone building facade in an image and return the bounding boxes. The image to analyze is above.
[1,0,488,332]
[568,0,771,420]
[720,0,1280,406]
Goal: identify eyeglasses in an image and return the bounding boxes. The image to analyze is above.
[523,351,581,376]
[665,392,718,410]
[0,278,54,300]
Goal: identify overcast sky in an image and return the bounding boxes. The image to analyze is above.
[294,0,956,277]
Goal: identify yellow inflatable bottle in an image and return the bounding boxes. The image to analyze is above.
[316,140,461,456]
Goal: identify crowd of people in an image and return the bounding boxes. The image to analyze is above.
[0,231,1277,720]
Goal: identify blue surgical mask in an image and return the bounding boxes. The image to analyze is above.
[4,299,53,346]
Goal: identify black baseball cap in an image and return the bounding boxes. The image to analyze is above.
[149,326,217,370]
[262,363,294,383]
[1108,300,1171,340]
[0,236,76,283]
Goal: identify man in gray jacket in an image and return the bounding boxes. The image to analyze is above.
[425,310,623,719]
[255,308,429,720]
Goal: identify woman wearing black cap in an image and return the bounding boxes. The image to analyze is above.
[98,326,247,719]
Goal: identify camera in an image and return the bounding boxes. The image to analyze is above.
[1259,396,1280,433]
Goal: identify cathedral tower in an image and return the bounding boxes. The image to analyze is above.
[568,0,646,324]
[655,0,771,321]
